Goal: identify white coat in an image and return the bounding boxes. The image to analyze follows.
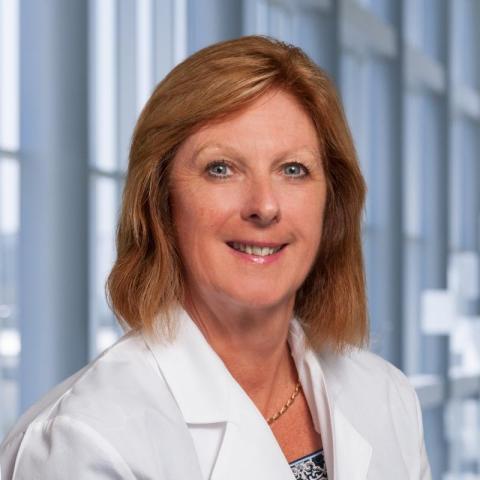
[0,307,432,479]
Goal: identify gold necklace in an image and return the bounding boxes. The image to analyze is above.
[266,380,302,425]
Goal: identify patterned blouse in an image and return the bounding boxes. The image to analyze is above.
[289,448,328,480]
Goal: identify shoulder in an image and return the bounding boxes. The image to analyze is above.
[317,348,431,478]
[0,331,192,479]
[3,331,169,440]
[319,346,416,400]
[318,347,421,435]
[319,347,424,440]
[48,331,181,427]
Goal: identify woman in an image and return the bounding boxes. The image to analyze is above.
[1,35,431,479]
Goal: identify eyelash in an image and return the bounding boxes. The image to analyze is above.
[205,160,310,179]
[205,161,230,179]
[283,162,310,178]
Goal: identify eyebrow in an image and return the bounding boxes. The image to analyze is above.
[191,142,322,165]
[192,142,242,161]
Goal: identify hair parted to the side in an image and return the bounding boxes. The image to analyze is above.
[106,35,369,354]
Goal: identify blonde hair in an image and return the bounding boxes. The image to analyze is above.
[106,35,369,354]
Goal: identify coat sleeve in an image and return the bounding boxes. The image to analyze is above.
[385,361,433,480]
[413,389,432,480]
[9,416,136,480]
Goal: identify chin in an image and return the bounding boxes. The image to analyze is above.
[226,288,291,311]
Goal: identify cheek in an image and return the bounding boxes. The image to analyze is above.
[171,184,236,244]
[284,187,326,238]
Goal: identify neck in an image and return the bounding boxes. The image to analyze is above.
[182,288,299,417]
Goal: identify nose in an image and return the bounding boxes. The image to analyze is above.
[240,176,281,227]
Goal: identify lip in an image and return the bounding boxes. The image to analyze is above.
[226,240,287,248]
[226,242,287,265]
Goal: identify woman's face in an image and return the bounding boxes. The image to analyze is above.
[169,89,327,312]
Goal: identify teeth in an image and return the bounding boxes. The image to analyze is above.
[231,243,282,256]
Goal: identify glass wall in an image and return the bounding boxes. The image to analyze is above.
[0,0,19,437]
[87,0,189,357]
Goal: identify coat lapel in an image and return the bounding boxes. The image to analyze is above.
[144,307,294,480]
[288,319,373,480]
[332,406,373,480]
[209,383,294,480]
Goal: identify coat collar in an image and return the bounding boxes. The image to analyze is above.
[143,307,231,424]
[143,307,372,480]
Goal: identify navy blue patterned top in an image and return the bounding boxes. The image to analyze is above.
[289,448,328,480]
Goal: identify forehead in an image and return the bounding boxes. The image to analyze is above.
[177,89,321,159]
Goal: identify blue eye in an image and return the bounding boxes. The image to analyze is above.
[206,161,232,178]
[284,163,308,177]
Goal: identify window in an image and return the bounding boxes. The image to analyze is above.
[88,0,187,357]
[0,0,20,438]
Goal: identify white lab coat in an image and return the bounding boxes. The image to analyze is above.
[0,307,432,479]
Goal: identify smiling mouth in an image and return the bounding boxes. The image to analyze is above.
[226,242,287,257]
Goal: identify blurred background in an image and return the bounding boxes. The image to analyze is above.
[0,0,479,478]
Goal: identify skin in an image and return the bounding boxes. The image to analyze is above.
[169,88,327,461]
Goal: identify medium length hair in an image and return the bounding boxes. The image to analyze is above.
[107,35,369,354]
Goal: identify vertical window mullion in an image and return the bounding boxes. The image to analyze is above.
[89,0,121,358]
[136,0,154,113]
